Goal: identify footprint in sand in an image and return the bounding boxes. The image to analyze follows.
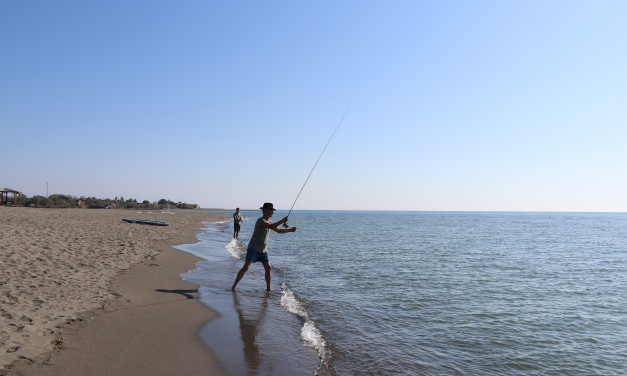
[20,316,33,323]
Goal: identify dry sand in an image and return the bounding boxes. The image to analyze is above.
[0,207,229,375]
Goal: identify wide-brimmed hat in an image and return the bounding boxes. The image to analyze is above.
[260,203,276,211]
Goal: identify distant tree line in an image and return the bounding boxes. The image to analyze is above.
[21,194,198,209]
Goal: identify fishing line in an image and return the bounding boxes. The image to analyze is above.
[283,105,350,227]
[92,92,348,121]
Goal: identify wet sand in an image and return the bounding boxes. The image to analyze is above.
[0,207,229,375]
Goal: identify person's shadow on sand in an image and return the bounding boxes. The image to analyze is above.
[155,289,199,300]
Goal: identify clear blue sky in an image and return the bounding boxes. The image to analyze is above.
[2,1,626,211]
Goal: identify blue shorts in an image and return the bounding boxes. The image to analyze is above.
[246,248,269,263]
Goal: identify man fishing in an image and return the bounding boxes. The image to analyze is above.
[231,203,296,291]
[233,207,242,239]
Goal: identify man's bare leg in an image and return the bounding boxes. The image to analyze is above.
[262,261,272,291]
[232,260,252,290]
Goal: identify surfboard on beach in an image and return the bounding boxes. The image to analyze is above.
[122,218,169,226]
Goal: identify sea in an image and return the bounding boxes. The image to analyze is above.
[175,211,627,376]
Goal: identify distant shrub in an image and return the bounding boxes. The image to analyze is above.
[85,197,107,208]
[22,195,51,208]
[21,194,197,209]
[48,194,78,208]
[176,203,198,209]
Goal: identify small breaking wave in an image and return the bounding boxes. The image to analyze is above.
[225,238,247,259]
[281,283,334,374]
[280,285,309,319]
[301,321,325,357]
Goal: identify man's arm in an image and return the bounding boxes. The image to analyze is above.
[261,216,289,230]
[273,226,297,233]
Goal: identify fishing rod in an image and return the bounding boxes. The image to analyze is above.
[283,106,350,228]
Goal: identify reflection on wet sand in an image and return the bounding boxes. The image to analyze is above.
[233,291,271,373]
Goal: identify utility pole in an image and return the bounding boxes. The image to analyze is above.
[46,182,49,198]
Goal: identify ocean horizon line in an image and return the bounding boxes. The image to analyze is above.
[193,208,627,215]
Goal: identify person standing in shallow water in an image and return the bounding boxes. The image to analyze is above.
[232,203,296,291]
[233,207,243,240]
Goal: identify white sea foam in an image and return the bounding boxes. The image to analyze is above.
[301,321,326,358]
[225,239,246,259]
[280,284,308,319]
[281,284,328,359]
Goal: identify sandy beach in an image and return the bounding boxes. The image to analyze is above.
[0,207,229,375]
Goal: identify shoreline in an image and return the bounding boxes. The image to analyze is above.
[176,220,322,376]
[0,208,229,375]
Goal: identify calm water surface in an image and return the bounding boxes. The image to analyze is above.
[179,211,627,375]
